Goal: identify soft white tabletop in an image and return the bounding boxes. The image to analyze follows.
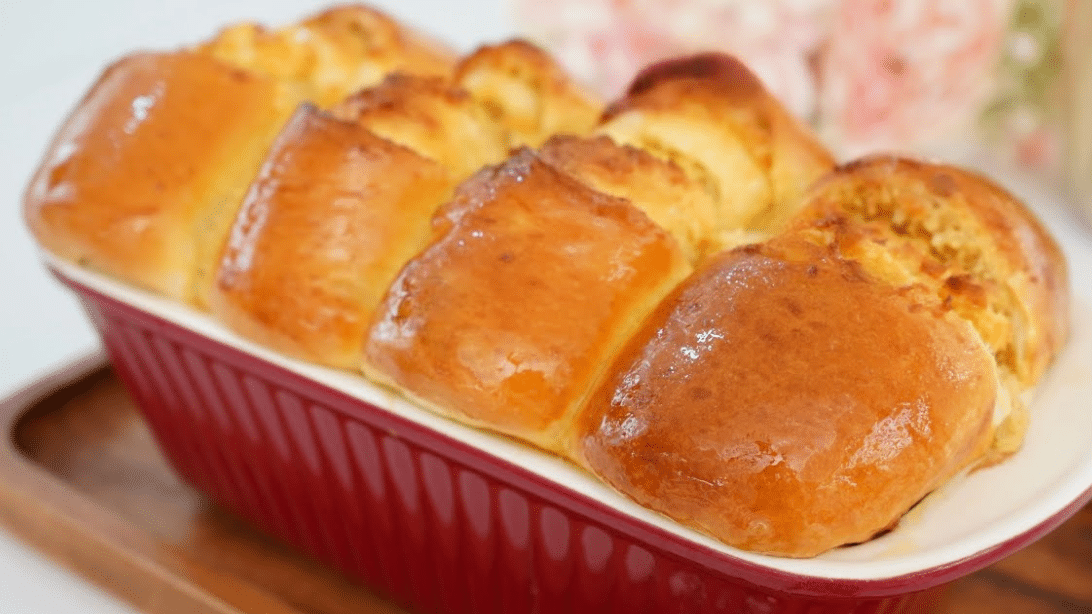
[1,0,1090,612]
[0,1,503,611]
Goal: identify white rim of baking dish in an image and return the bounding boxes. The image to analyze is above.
[44,252,1092,585]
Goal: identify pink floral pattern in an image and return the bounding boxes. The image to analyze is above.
[821,0,1008,155]
[516,0,1065,172]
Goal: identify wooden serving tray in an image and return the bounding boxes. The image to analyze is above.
[0,353,1088,614]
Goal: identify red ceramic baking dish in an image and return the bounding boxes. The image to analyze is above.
[44,253,1092,614]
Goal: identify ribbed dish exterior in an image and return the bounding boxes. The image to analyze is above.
[67,275,923,614]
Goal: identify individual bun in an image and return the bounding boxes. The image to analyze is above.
[575,237,998,557]
[199,4,455,106]
[598,53,835,240]
[364,149,691,452]
[455,40,601,148]
[24,52,304,304]
[210,104,458,369]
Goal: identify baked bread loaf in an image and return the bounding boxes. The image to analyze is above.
[24,5,456,307]
[23,6,1070,560]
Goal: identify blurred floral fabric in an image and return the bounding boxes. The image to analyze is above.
[516,0,1066,173]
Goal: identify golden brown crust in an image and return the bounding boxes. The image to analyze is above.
[537,134,722,263]
[200,4,454,106]
[303,4,455,77]
[364,149,691,452]
[454,39,601,147]
[576,237,997,557]
[24,51,302,303]
[209,105,456,369]
[599,53,835,235]
[26,6,462,308]
[602,52,769,122]
[786,156,1069,462]
[790,155,1069,389]
[332,73,509,177]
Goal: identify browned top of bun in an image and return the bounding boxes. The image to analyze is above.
[598,53,834,234]
[603,52,769,121]
[576,237,997,557]
[791,155,1069,388]
[211,105,456,368]
[455,39,601,147]
[200,4,454,105]
[538,134,731,263]
[331,73,509,176]
[302,4,454,73]
[24,52,301,302]
[365,149,690,451]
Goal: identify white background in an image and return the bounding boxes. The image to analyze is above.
[1,0,1090,612]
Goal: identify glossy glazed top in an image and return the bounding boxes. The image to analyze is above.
[366,149,691,451]
[212,105,456,369]
[24,52,299,303]
[578,238,998,557]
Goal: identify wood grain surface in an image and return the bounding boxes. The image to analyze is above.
[0,355,1088,614]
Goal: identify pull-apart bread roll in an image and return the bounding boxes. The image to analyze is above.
[25,4,457,306]
[211,76,508,368]
[24,52,304,303]
[364,150,691,452]
[598,53,834,252]
[454,40,602,147]
[789,156,1069,457]
[576,237,999,557]
[575,156,1068,557]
